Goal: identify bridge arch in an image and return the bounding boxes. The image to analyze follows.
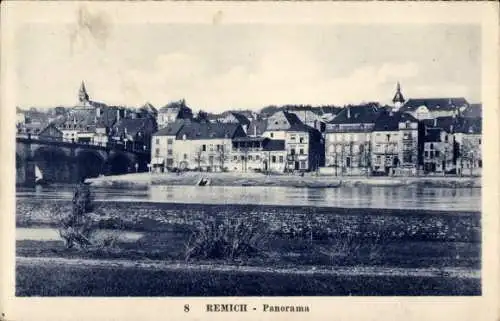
[33,146,73,183]
[74,149,108,180]
[106,151,137,175]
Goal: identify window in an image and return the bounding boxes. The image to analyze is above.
[248,155,253,161]
[167,149,173,156]
[209,156,214,164]
[435,151,440,157]
[290,135,296,140]
[167,138,173,144]
[183,154,188,160]
[270,133,274,138]
[386,134,390,142]
[290,149,296,155]
[346,157,351,168]
[430,143,434,150]
[300,161,307,169]
[445,136,448,143]
[155,148,160,156]
[241,155,245,161]
[299,136,304,143]
[479,138,481,145]
[256,155,260,160]
[233,156,238,161]
[216,144,220,151]
[430,151,434,158]
[425,151,429,157]
[272,156,277,163]
[279,156,284,163]
[209,144,214,152]
[299,149,304,155]
[202,144,206,152]
[155,138,160,144]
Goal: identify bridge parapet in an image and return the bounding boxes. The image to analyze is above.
[16,134,150,156]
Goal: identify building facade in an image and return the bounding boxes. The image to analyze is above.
[324,104,380,176]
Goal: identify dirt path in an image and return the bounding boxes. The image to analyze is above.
[16,256,480,279]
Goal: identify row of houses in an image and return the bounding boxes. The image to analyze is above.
[151,84,482,176]
[17,82,158,150]
[151,109,326,173]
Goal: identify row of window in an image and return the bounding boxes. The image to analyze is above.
[289,148,306,155]
[289,135,306,143]
[232,155,285,163]
[424,150,441,158]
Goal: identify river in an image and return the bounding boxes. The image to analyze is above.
[16,184,481,212]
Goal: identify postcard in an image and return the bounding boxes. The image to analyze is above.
[1,1,498,321]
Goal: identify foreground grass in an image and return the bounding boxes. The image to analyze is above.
[16,261,480,296]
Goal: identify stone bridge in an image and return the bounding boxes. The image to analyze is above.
[16,136,151,186]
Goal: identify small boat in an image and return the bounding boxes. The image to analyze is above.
[34,165,50,186]
[197,177,210,186]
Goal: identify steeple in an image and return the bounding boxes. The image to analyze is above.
[392,81,405,110]
[78,81,90,103]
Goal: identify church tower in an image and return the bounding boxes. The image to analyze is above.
[392,82,405,110]
[78,81,90,103]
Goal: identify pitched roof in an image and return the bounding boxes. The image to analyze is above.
[140,102,158,114]
[401,98,469,112]
[373,111,418,131]
[263,139,285,151]
[113,118,153,137]
[425,128,443,142]
[230,112,251,126]
[329,103,380,124]
[89,100,108,109]
[248,119,267,136]
[155,120,245,140]
[283,111,303,125]
[153,120,185,136]
[456,117,481,134]
[462,103,482,118]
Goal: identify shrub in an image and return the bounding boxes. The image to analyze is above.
[184,216,267,261]
[58,183,96,249]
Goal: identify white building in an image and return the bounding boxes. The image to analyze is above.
[151,120,246,172]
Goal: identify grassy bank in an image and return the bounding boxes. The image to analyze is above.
[17,200,481,242]
[16,198,481,295]
[86,172,481,189]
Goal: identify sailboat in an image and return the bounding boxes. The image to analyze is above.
[35,165,49,186]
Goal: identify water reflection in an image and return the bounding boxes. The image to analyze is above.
[16,184,481,212]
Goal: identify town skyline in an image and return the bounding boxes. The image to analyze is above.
[17,24,480,112]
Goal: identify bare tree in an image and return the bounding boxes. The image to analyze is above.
[461,139,477,176]
[193,146,205,171]
[216,144,228,172]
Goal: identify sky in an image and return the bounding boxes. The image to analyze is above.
[16,23,481,113]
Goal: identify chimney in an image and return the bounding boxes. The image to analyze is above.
[253,123,257,137]
[347,107,351,119]
[117,109,121,122]
[433,118,437,127]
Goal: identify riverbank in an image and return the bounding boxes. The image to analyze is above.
[86,172,481,189]
[16,199,481,295]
